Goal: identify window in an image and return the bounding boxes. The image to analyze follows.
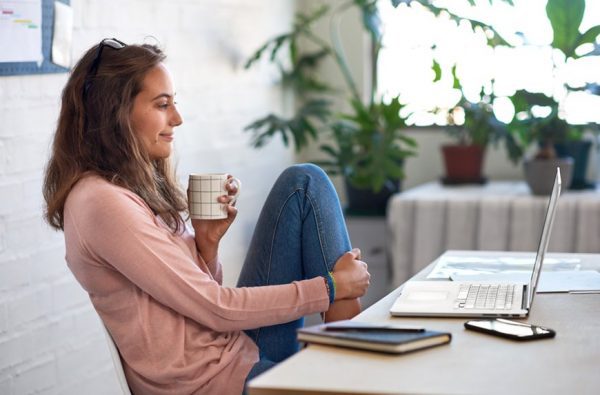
[378,0,600,126]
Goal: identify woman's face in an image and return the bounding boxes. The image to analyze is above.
[130,63,183,160]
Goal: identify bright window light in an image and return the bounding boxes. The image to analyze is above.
[378,0,600,126]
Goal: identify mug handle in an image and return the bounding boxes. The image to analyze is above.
[226,177,242,204]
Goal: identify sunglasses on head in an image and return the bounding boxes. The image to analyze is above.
[83,38,127,98]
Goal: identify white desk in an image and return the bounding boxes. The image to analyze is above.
[248,252,600,395]
[387,181,600,287]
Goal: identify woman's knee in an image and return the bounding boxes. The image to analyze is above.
[280,163,329,185]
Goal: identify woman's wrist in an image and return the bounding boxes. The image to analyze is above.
[195,237,219,263]
[323,272,336,304]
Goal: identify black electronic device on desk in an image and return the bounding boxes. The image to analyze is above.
[464,318,556,341]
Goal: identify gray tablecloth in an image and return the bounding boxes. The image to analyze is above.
[387,181,600,286]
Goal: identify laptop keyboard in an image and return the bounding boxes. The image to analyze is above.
[454,284,515,310]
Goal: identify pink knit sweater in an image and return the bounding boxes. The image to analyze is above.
[63,175,330,394]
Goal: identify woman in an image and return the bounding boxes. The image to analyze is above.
[43,38,370,395]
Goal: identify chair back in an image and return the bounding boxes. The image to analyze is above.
[101,323,133,395]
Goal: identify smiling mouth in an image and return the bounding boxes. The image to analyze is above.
[159,133,174,141]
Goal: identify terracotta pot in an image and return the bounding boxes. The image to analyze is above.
[441,144,485,184]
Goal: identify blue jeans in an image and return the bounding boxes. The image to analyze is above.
[238,164,351,386]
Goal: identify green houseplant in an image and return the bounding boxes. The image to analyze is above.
[399,1,522,184]
[508,90,580,194]
[438,68,522,184]
[244,2,418,215]
[319,96,416,213]
[244,0,519,212]
[505,0,600,194]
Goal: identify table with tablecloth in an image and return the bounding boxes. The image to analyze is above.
[387,181,600,286]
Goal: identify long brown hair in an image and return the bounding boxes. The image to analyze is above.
[43,40,187,233]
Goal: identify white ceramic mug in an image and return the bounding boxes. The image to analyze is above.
[188,173,241,220]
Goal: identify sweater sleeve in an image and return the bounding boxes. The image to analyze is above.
[201,254,223,285]
[66,182,329,332]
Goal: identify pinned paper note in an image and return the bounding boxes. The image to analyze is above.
[51,0,72,68]
[0,0,43,63]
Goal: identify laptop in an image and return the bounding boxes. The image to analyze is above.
[390,168,562,318]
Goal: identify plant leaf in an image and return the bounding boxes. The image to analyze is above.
[574,25,600,56]
[432,60,442,82]
[546,0,585,58]
[451,64,461,90]
[243,100,331,152]
[354,0,382,42]
[390,0,411,7]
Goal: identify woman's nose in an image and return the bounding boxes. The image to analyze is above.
[171,107,183,127]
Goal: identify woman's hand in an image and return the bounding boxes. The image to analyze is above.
[331,248,370,300]
[191,175,239,261]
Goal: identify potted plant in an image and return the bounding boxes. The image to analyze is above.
[505,0,600,194]
[244,0,519,213]
[245,0,416,214]
[437,68,522,184]
[507,90,577,194]
[243,2,418,215]
[397,1,525,185]
[318,96,416,214]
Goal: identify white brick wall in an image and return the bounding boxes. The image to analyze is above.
[0,0,296,393]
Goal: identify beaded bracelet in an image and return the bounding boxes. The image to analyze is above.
[324,272,336,304]
[323,277,330,302]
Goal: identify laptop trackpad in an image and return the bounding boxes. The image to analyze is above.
[407,290,449,301]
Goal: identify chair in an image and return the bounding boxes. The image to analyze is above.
[100,323,133,395]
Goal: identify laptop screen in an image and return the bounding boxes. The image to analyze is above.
[528,168,562,306]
